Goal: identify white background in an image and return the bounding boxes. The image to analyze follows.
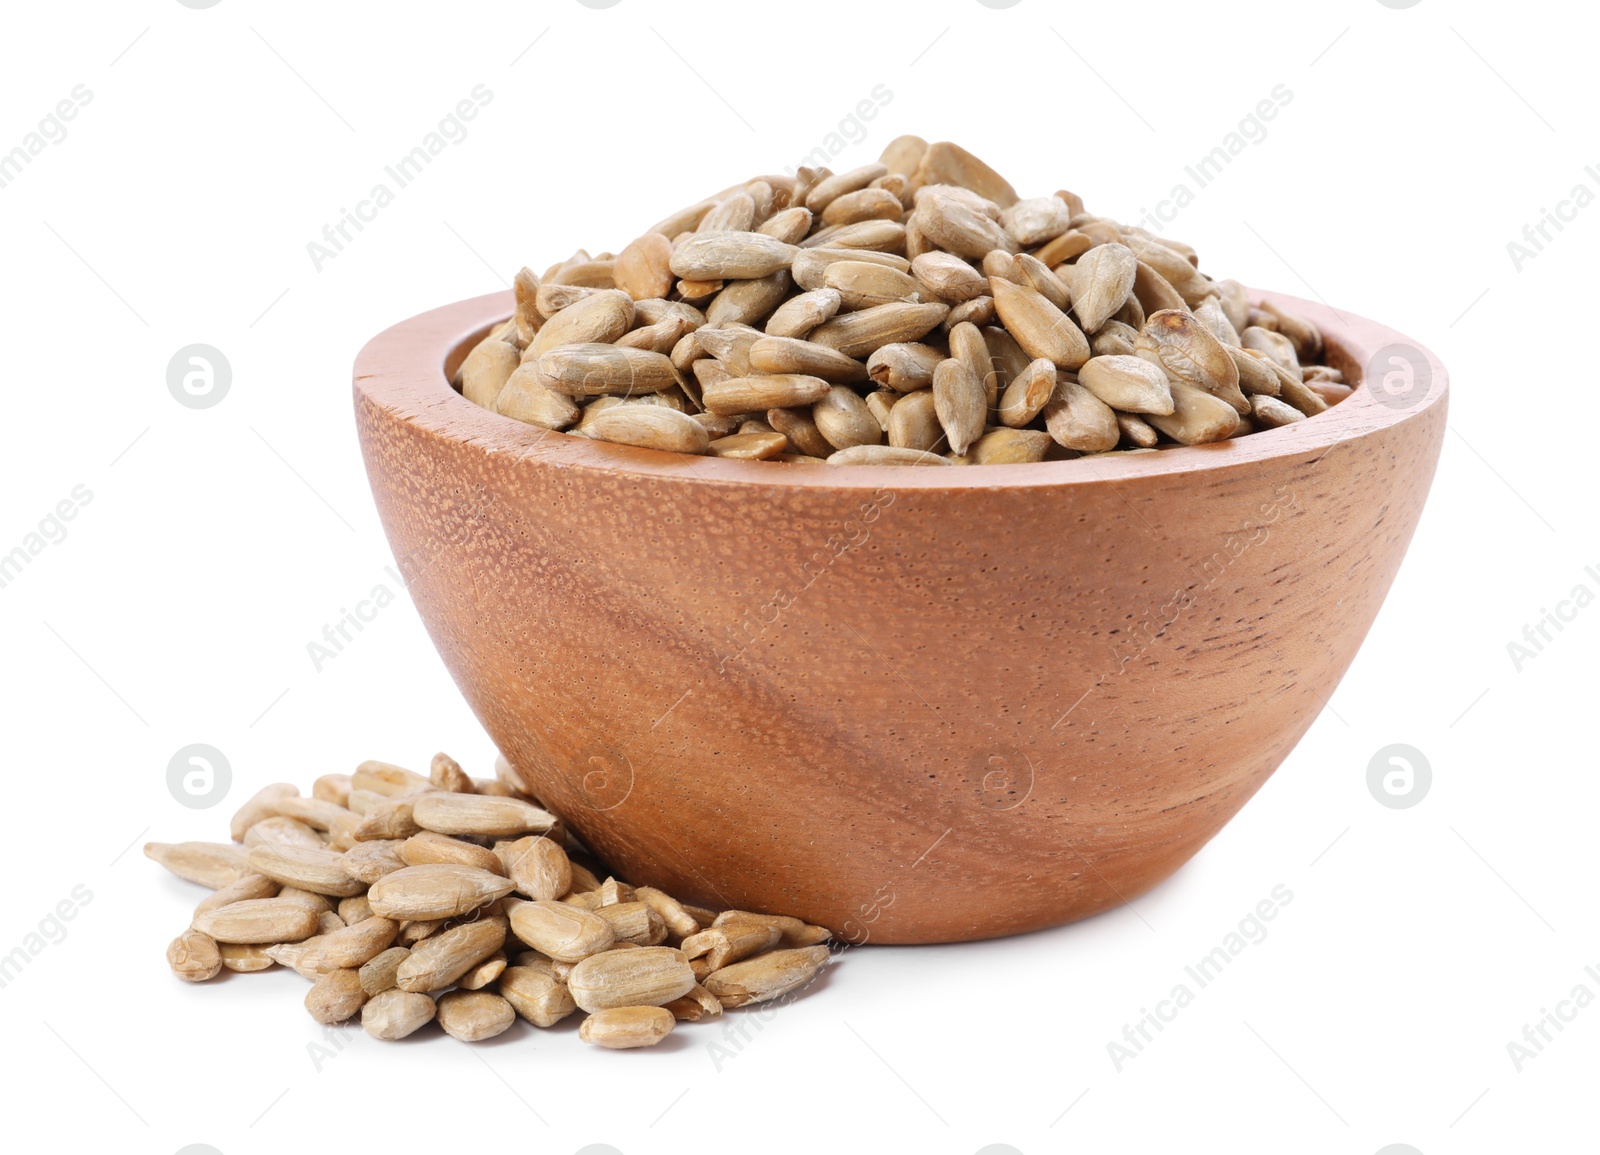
[1,1,1593,1152]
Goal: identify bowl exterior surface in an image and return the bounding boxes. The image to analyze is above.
[355,291,1447,943]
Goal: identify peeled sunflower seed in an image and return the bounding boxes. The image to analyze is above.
[749,335,868,382]
[791,247,910,292]
[361,989,437,1040]
[300,916,399,972]
[436,990,516,1042]
[354,794,424,841]
[910,251,988,302]
[218,943,276,974]
[230,783,299,842]
[509,899,616,963]
[397,918,507,993]
[1276,369,1330,417]
[399,831,505,874]
[579,1006,676,1049]
[990,279,1089,370]
[703,945,833,1008]
[680,923,781,970]
[567,946,696,1012]
[1071,243,1138,332]
[669,232,798,280]
[1131,260,1186,316]
[1240,325,1300,372]
[707,272,792,327]
[813,385,883,450]
[456,951,508,991]
[1012,254,1071,313]
[824,186,905,226]
[367,865,515,921]
[867,342,945,392]
[912,141,1019,206]
[887,389,945,452]
[315,775,356,805]
[145,841,250,890]
[946,321,990,397]
[614,234,675,302]
[764,288,841,338]
[593,902,669,946]
[353,762,435,796]
[411,793,558,838]
[1139,310,1248,414]
[716,908,838,947]
[536,282,599,319]
[912,189,1016,259]
[808,301,950,358]
[496,835,571,900]
[700,191,757,233]
[803,218,906,252]
[267,798,361,847]
[767,407,836,458]
[1251,393,1306,428]
[1043,377,1120,453]
[264,937,324,977]
[1260,300,1323,360]
[703,373,832,415]
[972,427,1054,464]
[341,840,408,885]
[167,930,223,983]
[998,358,1058,428]
[244,844,364,897]
[664,983,724,1021]
[458,337,519,408]
[1144,381,1243,445]
[828,445,951,466]
[192,898,322,944]
[1002,195,1074,247]
[499,966,578,1028]
[1229,346,1283,396]
[192,873,279,919]
[864,390,896,432]
[709,431,790,459]
[759,206,814,244]
[634,887,701,939]
[537,345,679,397]
[805,162,889,212]
[306,968,368,1024]
[277,886,333,913]
[932,358,986,456]
[358,946,410,996]
[1078,355,1175,416]
[528,291,634,359]
[823,260,923,309]
[584,404,712,454]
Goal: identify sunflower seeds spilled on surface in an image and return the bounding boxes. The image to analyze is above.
[154,749,837,1049]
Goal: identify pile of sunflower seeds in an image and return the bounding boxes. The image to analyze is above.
[454,137,1350,465]
[152,754,832,1048]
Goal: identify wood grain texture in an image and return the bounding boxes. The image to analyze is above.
[354,290,1447,943]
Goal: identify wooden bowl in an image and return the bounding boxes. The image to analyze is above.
[354,290,1447,944]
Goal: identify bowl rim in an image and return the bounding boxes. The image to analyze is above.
[354,287,1447,492]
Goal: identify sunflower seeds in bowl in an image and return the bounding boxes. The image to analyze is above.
[455,137,1351,465]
